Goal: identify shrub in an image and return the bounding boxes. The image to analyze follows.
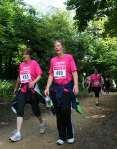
[0,80,15,101]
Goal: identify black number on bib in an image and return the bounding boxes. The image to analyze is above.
[23,74,29,80]
[56,71,63,76]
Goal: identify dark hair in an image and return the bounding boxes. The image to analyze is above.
[23,48,32,56]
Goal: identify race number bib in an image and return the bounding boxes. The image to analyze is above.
[53,62,66,79]
[20,71,31,83]
[54,70,66,78]
[94,81,100,87]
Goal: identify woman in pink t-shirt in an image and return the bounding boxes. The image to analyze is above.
[90,68,102,106]
[9,49,46,142]
[44,40,79,145]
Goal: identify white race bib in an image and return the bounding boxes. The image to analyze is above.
[53,62,66,79]
[94,81,100,87]
[20,72,31,83]
[54,70,66,78]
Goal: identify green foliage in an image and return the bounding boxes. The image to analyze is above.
[67,0,117,36]
[67,0,106,31]
[66,16,117,80]
[0,0,116,100]
[0,0,76,79]
[104,0,117,36]
[0,80,14,99]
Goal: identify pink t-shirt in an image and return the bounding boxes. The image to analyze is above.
[49,54,77,85]
[90,73,101,87]
[19,60,43,92]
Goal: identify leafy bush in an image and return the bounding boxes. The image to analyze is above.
[0,80,15,101]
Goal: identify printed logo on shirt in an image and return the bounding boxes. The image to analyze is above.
[53,61,66,79]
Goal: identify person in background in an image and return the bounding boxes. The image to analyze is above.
[90,68,102,106]
[100,75,104,96]
[9,49,46,142]
[84,76,93,96]
[112,79,116,89]
[104,77,111,94]
[44,40,79,145]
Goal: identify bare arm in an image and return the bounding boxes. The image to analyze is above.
[33,75,41,84]
[72,71,78,86]
[72,71,79,95]
[29,75,42,88]
[44,74,53,96]
[46,75,53,89]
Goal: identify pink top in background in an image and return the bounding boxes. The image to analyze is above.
[49,54,77,85]
[90,73,101,87]
[19,60,43,92]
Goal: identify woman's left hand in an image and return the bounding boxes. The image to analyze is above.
[73,84,79,96]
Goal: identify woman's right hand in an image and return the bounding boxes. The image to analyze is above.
[44,88,49,96]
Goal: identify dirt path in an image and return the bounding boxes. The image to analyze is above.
[0,93,117,149]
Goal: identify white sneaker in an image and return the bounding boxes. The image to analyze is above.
[96,101,100,106]
[40,122,46,134]
[56,139,64,145]
[9,131,22,142]
[67,138,75,144]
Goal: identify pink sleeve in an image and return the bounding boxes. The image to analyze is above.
[49,59,53,75]
[70,55,77,72]
[34,61,43,76]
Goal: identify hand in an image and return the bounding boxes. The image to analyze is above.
[29,81,35,88]
[14,88,17,95]
[44,88,49,96]
[73,84,79,96]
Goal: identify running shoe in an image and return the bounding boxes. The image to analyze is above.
[9,131,22,142]
[67,138,75,144]
[56,139,65,145]
[96,101,100,106]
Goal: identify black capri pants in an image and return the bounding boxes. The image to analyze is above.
[16,91,41,117]
[92,87,101,97]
